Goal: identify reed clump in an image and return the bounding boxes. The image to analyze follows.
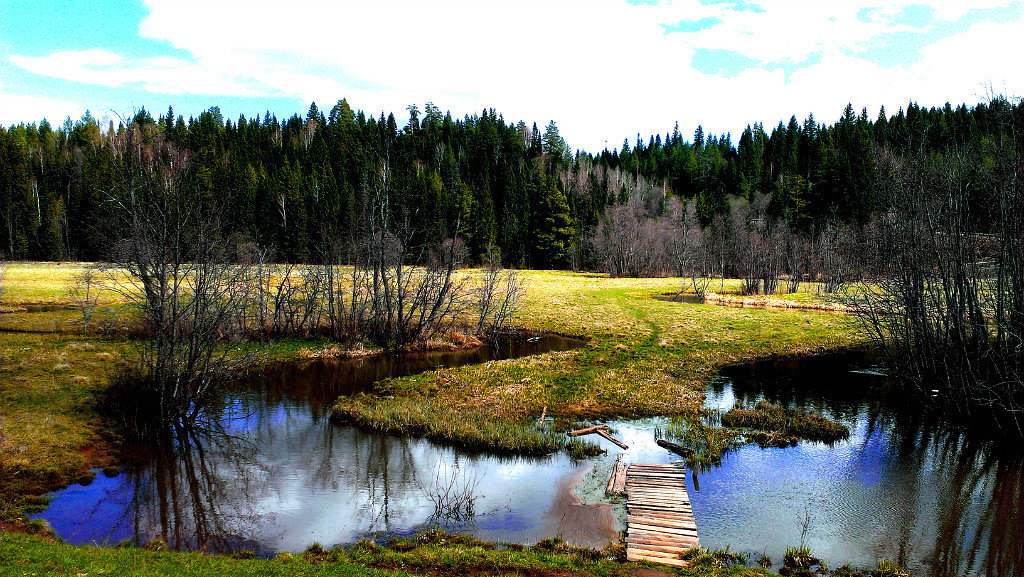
[780,546,823,577]
[722,401,849,446]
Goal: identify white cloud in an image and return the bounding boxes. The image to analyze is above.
[11,49,262,96]
[6,0,1024,149]
[0,80,84,126]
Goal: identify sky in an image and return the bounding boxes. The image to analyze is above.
[0,0,1022,152]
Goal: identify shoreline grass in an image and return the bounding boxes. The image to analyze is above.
[0,530,791,577]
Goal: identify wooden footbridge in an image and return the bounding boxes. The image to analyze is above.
[607,462,699,567]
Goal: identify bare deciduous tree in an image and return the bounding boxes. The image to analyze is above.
[850,138,1024,435]
[588,190,673,278]
[784,231,813,293]
[69,266,101,334]
[673,200,715,297]
[475,248,524,337]
[102,124,258,431]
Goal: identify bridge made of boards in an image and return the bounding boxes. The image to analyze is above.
[607,462,699,567]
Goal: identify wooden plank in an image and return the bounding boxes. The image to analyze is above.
[629,492,688,500]
[626,550,686,563]
[627,473,686,480]
[627,505,692,514]
[628,524,699,537]
[628,517,698,531]
[627,475,682,481]
[626,541,699,554]
[627,536,700,547]
[628,496,690,504]
[626,548,681,560]
[626,491,692,502]
[625,541,698,554]
[627,537,697,547]
[629,503,692,509]
[627,476,686,483]
[628,507,692,514]
[606,461,628,496]
[656,438,693,457]
[628,535,698,548]
[628,526,699,538]
[628,513,697,525]
[627,488,689,496]
[626,509,693,519]
[626,552,689,568]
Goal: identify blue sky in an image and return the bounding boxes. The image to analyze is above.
[1,0,1022,151]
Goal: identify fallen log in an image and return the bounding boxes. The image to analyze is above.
[597,429,629,449]
[656,439,693,457]
[568,425,611,436]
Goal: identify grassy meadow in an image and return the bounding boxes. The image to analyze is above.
[332,271,857,456]
[0,262,861,576]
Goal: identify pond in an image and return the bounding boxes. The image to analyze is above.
[33,334,617,555]
[35,346,1024,576]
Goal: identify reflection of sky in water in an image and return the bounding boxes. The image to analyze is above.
[39,473,138,546]
[35,336,612,555]
[34,349,1024,576]
[36,411,595,553]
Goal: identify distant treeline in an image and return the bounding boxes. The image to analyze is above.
[0,97,1021,266]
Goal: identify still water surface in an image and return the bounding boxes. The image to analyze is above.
[35,335,612,555]
[36,348,1023,576]
[689,355,1024,577]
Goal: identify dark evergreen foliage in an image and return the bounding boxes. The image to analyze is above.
[0,98,1020,265]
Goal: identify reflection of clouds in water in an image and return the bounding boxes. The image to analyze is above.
[689,355,1024,577]
[34,348,1024,575]
[36,337,596,555]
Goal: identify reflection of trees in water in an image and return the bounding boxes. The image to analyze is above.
[96,395,425,553]
[120,424,269,554]
[722,357,1024,577]
[926,434,1024,577]
[229,379,423,536]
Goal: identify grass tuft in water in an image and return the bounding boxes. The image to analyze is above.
[331,396,602,459]
[722,401,849,447]
[780,546,824,576]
